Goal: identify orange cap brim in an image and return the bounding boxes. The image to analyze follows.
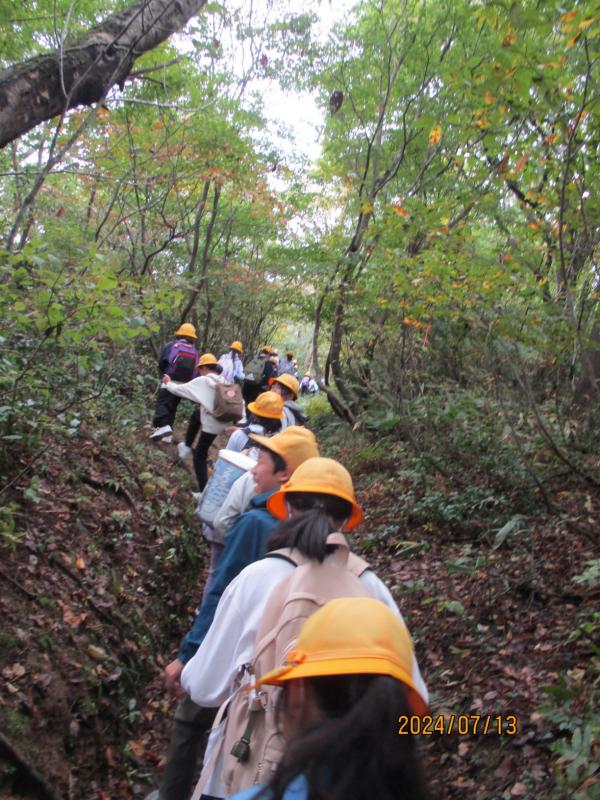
[267,487,363,531]
[255,658,427,716]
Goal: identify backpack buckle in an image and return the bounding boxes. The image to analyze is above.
[230,736,251,762]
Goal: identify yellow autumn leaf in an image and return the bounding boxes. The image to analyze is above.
[579,18,595,29]
[428,125,442,145]
[76,557,86,571]
[484,91,494,105]
[567,33,581,47]
[561,10,577,22]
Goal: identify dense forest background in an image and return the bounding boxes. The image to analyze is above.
[0,0,598,798]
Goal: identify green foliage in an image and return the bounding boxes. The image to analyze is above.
[0,503,24,549]
[573,560,600,589]
[406,485,510,531]
[540,660,600,800]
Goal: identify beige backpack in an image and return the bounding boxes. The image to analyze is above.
[192,534,370,799]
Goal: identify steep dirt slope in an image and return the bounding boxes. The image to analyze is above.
[0,430,206,800]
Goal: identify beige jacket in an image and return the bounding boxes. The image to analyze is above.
[165,374,228,435]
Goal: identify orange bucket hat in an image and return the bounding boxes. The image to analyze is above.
[247,391,285,420]
[268,373,300,399]
[248,426,319,472]
[255,597,428,716]
[230,340,243,353]
[266,456,363,531]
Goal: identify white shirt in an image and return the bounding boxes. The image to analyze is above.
[218,352,245,383]
[181,556,427,708]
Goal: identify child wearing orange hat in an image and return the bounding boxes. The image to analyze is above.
[228,598,429,800]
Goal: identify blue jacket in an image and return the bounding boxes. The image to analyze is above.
[177,490,279,664]
[228,774,307,799]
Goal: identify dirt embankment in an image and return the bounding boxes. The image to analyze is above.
[0,431,205,800]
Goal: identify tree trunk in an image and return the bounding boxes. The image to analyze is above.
[0,0,207,148]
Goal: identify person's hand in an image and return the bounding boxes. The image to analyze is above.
[162,374,171,384]
[164,658,184,697]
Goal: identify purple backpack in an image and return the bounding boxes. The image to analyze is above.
[167,340,198,382]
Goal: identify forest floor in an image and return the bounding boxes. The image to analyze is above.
[0,420,598,800]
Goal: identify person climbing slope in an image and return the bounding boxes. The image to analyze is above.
[218,340,245,384]
[162,353,227,491]
[269,374,307,428]
[277,351,296,377]
[151,323,199,442]
[225,391,284,452]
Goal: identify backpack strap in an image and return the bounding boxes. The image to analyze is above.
[347,551,370,577]
[230,707,261,763]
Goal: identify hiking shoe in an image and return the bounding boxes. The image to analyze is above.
[177,442,192,460]
[150,425,172,439]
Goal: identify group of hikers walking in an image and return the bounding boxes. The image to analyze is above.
[146,323,429,800]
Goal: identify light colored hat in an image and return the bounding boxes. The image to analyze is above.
[247,391,285,420]
[268,373,300,399]
[248,426,319,472]
[255,597,428,716]
[197,352,218,367]
[175,322,197,339]
[267,456,362,531]
[230,340,243,353]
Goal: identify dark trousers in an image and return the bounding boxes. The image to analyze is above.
[153,388,181,428]
[193,431,217,491]
[158,694,217,800]
[185,408,201,447]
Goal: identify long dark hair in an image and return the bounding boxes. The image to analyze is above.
[266,492,352,561]
[264,674,428,800]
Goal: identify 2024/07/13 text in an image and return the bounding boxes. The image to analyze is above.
[398,714,518,736]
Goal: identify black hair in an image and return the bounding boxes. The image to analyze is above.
[275,383,295,401]
[263,675,428,800]
[266,492,352,561]
[177,335,196,344]
[205,363,221,374]
[248,414,282,434]
[258,443,287,473]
